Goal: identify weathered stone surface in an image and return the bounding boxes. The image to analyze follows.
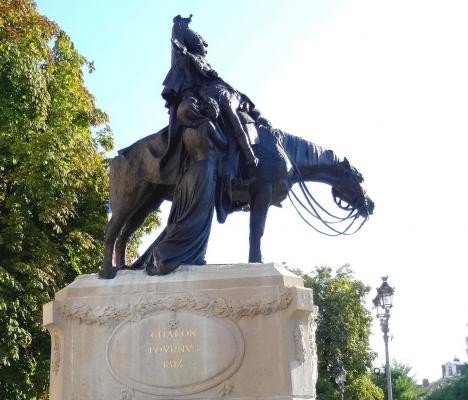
[44,262,317,399]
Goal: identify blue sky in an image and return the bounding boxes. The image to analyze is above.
[37,0,468,382]
[37,0,342,151]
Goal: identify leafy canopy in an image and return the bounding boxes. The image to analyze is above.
[0,0,114,398]
[423,368,468,400]
[373,361,426,400]
[301,265,383,400]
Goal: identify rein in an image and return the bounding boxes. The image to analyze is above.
[288,189,367,236]
[277,132,367,236]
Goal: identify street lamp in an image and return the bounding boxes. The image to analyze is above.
[373,276,395,400]
[335,365,346,400]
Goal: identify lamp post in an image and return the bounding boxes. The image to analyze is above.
[373,276,395,400]
[335,365,346,400]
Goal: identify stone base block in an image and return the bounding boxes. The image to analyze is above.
[43,263,317,399]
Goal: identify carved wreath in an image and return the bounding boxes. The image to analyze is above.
[60,288,293,326]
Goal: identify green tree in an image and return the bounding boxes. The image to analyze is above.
[0,1,118,398]
[424,369,468,400]
[125,211,160,264]
[373,362,426,400]
[301,265,383,400]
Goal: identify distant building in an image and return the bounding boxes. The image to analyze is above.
[441,357,467,378]
[421,344,468,400]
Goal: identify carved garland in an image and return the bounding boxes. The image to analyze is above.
[217,380,234,397]
[308,306,319,362]
[293,306,319,365]
[120,385,134,400]
[51,334,61,375]
[60,288,293,326]
[293,322,307,363]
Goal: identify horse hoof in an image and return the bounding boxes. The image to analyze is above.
[98,267,118,279]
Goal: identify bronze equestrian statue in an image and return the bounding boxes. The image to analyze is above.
[98,15,374,279]
[99,122,373,279]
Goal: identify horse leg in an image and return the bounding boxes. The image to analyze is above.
[99,155,152,278]
[248,182,272,263]
[114,194,164,268]
[99,212,125,279]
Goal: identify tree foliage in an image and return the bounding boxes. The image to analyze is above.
[373,362,426,400]
[125,211,160,264]
[0,1,115,398]
[424,369,468,400]
[301,265,383,400]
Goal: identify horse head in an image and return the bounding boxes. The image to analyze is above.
[332,158,374,218]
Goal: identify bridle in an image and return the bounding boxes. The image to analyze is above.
[288,179,368,237]
[276,134,369,236]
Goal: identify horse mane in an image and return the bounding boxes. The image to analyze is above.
[278,130,341,171]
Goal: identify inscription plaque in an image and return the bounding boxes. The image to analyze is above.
[106,310,245,396]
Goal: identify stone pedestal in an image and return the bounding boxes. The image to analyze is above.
[43,263,317,399]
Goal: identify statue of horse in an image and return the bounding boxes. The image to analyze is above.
[98,125,374,279]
